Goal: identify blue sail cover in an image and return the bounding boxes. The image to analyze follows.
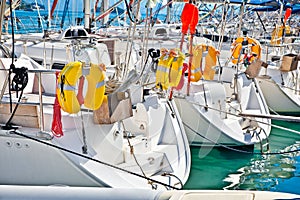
[285,2,300,13]
[228,0,280,6]
[252,2,300,13]
[228,0,300,13]
[292,4,300,13]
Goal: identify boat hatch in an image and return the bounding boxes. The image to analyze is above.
[62,27,89,40]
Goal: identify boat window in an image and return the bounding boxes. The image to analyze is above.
[64,28,88,38]
[155,28,167,36]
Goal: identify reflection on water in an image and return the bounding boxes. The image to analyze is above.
[224,143,300,191]
[184,120,300,194]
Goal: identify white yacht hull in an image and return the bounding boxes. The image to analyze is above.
[258,66,300,114]
[0,54,190,190]
[174,68,271,147]
[0,95,190,190]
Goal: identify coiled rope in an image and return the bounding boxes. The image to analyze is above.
[4,1,28,129]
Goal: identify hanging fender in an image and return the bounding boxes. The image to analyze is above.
[181,3,199,35]
[270,25,291,45]
[230,37,261,65]
[57,62,106,114]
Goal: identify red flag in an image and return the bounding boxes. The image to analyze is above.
[51,71,63,137]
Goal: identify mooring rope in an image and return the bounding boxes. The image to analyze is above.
[120,121,153,187]
[9,130,180,190]
[182,121,300,155]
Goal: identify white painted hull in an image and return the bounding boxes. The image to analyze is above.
[258,66,300,114]
[0,55,190,190]
[0,97,190,190]
[174,68,271,147]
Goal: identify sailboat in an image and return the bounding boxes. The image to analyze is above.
[151,2,271,149]
[0,0,190,190]
[0,43,190,190]
[257,52,300,114]
[172,44,271,148]
[256,8,300,115]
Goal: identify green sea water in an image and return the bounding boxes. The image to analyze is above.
[183,120,300,194]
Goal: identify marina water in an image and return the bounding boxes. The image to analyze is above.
[184,120,300,195]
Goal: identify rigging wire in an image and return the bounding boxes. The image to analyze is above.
[123,0,142,80]
[124,0,137,23]
[8,0,15,113]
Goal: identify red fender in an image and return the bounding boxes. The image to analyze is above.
[284,8,292,23]
[190,5,199,35]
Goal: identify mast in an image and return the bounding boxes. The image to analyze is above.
[166,1,171,23]
[101,0,109,26]
[0,0,6,40]
[60,0,71,29]
[237,0,245,37]
[48,0,51,28]
[84,0,91,32]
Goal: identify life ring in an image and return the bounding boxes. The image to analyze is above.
[155,48,185,90]
[231,37,261,65]
[191,44,219,81]
[57,61,105,114]
[84,63,106,110]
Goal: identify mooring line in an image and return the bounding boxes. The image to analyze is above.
[9,130,180,190]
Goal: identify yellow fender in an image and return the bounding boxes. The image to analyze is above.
[84,63,105,110]
[231,37,261,65]
[203,45,219,80]
[57,62,106,114]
